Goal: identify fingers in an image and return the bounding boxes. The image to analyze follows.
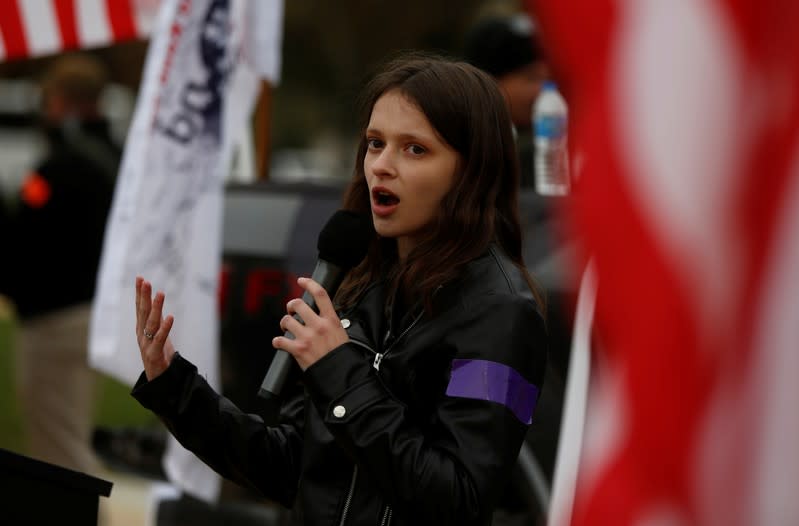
[135,276,143,312]
[135,276,143,334]
[272,334,309,353]
[287,299,316,325]
[274,278,346,371]
[154,315,174,345]
[134,277,177,380]
[137,279,153,339]
[280,313,306,337]
[297,277,336,318]
[145,291,165,338]
[283,296,330,335]
[135,277,168,341]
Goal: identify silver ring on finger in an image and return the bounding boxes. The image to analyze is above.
[143,329,155,340]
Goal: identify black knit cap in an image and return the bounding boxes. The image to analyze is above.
[463,14,544,78]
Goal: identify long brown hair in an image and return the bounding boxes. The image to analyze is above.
[336,52,542,312]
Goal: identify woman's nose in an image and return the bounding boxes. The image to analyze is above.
[369,148,397,178]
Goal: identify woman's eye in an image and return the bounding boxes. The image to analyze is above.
[367,138,383,149]
[408,144,426,155]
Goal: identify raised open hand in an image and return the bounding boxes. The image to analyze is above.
[135,276,176,381]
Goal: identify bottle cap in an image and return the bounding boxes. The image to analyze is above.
[542,80,557,90]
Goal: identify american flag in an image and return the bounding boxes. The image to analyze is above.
[531,0,799,524]
[0,0,160,62]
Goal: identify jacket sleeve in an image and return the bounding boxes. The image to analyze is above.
[131,353,305,507]
[303,293,547,525]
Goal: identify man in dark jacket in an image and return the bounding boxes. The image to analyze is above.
[2,53,119,474]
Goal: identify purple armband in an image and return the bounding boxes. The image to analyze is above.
[445,359,539,424]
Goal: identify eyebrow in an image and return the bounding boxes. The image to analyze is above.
[365,128,435,145]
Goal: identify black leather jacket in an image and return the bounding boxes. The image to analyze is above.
[133,246,548,526]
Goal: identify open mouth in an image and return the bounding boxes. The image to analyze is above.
[372,188,400,207]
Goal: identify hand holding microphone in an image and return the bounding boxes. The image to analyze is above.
[258,210,373,402]
[273,276,348,371]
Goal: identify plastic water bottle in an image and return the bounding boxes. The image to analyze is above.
[533,81,570,196]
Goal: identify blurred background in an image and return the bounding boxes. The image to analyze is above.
[0,0,535,192]
[0,0,529,453]
[0,1,571,525]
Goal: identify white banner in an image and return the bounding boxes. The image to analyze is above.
[90,0,282,502]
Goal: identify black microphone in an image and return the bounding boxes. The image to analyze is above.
[258,210,373,403]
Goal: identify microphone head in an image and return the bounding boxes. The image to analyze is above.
[317,210,374,269]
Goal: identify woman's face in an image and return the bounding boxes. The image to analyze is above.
[364,89,460,260]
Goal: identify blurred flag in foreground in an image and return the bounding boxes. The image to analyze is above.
[531,0,799,524]
[90,0,283,502]
[0,0,161,61]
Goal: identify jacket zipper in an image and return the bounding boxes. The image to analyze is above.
[348,300,426,371]
[365,308,424,371]
[348,336,387,371]
[331,344,389,526]
[375,309,424,370]
[338,465,358,526]
[379,505,393,526]
[339,290,434,523]
[349,337,376,355]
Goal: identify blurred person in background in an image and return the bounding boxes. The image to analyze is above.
[463,12,549,189]
[0,52,119,475]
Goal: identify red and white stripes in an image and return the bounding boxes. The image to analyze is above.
[532,0,799,523]
[0,0,159,62]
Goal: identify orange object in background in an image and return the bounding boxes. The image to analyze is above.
[20,172,51,208]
